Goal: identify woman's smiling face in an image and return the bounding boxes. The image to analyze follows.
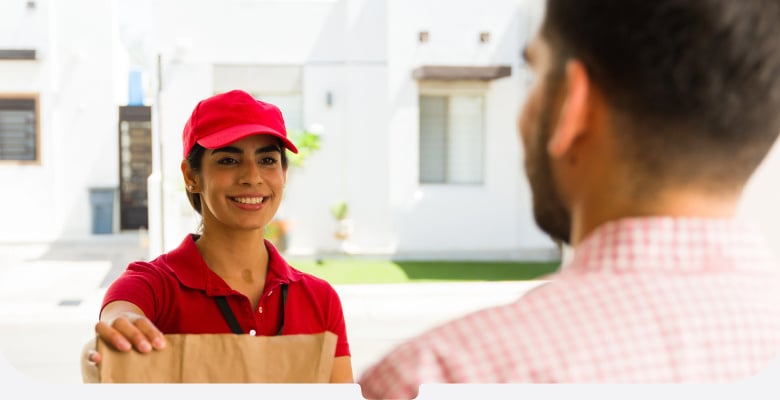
[190,134,287,233]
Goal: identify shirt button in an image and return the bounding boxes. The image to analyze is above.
[258,306,263,314]
[249,329,256,336]
[267,290,273,296]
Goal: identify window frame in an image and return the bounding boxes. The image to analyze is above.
[418,81,487,186]
[0,93,40,165]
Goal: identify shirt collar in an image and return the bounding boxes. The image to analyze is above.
[164,234,304,296]
[564,216,775,274]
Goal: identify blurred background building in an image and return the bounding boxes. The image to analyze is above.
[1,0,778,262]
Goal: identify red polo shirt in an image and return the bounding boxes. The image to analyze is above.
[101,234,350,357]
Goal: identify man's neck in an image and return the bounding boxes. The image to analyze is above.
[569,187,741,246]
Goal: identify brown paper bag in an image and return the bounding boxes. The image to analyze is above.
[83,332,337,383]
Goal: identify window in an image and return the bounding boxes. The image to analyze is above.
[419,94,484,184]
[0,96,38,162]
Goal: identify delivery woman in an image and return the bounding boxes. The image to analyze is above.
[87,90,352,382]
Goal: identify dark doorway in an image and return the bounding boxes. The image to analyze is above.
[118,106,152,230]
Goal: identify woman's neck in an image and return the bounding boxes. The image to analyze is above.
[195,228,269,280]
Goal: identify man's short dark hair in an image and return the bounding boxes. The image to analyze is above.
[542,0,780,189]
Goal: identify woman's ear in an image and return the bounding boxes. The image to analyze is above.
[548,60,591,159]
[181,160,200,192]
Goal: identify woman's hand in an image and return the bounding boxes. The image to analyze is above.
[85,301,167,365]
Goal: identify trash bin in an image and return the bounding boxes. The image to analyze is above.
[89,188,115,234]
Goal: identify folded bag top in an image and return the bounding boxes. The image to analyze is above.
[82,331,337,383]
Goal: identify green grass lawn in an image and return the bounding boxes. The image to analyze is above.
[287,258,561,285]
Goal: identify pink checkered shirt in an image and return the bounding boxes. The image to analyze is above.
[359,217,780,399]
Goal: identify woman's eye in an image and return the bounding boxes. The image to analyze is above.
[217,157,238,165]
[260,156,278,165]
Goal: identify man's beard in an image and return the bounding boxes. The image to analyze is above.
[524,96,572,245]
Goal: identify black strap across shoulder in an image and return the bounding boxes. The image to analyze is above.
[215,296,243,334]
[215,283,289,336]
[276,283,288,335]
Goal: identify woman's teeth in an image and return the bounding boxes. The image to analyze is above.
[234,197,263,204]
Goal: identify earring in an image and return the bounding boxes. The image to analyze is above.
[187,185,194,192]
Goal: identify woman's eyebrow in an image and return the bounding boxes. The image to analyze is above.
[210,145,281,155]
[211,146,241,155]
[256,145,282,154]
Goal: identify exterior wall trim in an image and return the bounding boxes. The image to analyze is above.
[412,65,511,81]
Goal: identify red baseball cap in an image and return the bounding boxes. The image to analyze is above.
[182,89,299,158]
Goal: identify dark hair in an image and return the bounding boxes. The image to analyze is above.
[185,140,289,215]
[542,0,780,188]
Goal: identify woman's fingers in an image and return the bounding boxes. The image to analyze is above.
[81,337,101,364]
[133,317,166,350]
[111,315,154,352]
[94,312,165,353]
[88,349,102,364]
[80,337,101,383]
[94,320,132,351]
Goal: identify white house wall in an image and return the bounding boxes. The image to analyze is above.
[0,0,125,242]
[0,1,54,242]
[52,0,125,240]
[386,0,554,258]
[739,139,780,256]
[153,0,342,65]
[282,63,394,256]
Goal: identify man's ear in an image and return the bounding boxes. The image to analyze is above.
[548,60,591,159]
[181,160,199,192]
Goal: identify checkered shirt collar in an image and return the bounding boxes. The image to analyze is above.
[565,217,775,274]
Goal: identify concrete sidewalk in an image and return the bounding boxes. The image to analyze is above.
[0,236,546,384]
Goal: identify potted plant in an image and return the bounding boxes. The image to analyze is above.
[331,201,351,252]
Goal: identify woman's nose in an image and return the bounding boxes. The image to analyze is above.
[239,161,263,185]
